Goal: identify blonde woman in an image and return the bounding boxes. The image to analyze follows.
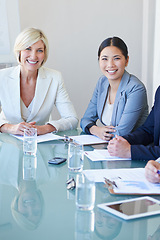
[0,28,78,135]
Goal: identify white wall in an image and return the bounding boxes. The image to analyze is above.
[0,0,20,63]
[153,0,160,101]
[18,0,155,123]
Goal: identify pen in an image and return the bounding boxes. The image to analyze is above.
[156,158,160,174]
[64,135,73,143]
[154,158,160,174]
[104,177,118,188]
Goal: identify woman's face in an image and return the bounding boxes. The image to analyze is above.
[99,46,129,83]
[20,40,45,73]
[18,190,42,224]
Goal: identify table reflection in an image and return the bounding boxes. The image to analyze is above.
[11,174,44,230]
[95,207,122,240]
[0,132,160,239]
[0,134,68,231]
[75,209,95,240]
[148,224,160,240]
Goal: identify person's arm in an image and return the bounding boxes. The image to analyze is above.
[121,89,158,160]
[0,122,36,135]
[31,124,57,135]
[108,131,160,161]
[80,77,114,140]
[47,74,78,132]
[80,81,100,133]
[108,86,160,160]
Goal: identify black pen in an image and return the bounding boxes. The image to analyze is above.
[104,177,118,188]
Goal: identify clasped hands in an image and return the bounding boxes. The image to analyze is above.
[108,135,131,158]
[89,126,131,158]
[89,125,116,141]
[1,121,56,136]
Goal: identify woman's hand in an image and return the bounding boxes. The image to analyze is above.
[89,125,115,141]
[145,160,160,183]
[32,124,57,135]
[1,122,57,135]
[0,122,36,135]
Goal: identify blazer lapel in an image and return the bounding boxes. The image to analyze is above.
[8,66,22,121]
[27,67,52,122]
[111,70,129,125]
[98,80,109,121]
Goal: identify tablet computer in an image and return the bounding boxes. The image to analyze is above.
[98,196,160,220]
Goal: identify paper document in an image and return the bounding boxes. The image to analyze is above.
[11,133,64,143]
[69,135,108,145]
[83,168,160,194]
[84,149,131,161]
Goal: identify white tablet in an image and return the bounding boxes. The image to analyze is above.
[98,196,160,220]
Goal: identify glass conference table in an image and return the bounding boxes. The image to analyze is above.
[0,129,159,240]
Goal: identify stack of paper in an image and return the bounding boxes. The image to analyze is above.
[11,133,64,143]
[69,135,108,145]
[84,149,131,161]
[83,168,160,195]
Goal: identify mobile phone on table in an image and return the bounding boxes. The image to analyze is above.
[48,157,67,165]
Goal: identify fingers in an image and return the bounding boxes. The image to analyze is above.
[109,136,125,145]
[101,126,115,141]
[103,133,115,142]
[145,171,160,183]
[145,160,160,183]
[145,160,160,173]
[29,121,36,125]
[18,122,36,135]
[104,126,116,133]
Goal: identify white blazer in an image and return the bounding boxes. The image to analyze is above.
[0,66,78,131]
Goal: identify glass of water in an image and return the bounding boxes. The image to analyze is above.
[76,174,95,211]
[23,128,37,156]
[68,142,84,172]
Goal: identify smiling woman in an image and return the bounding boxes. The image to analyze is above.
[80,36,148,141]
[0,27,78,135]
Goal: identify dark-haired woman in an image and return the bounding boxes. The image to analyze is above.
[80,37,148,141]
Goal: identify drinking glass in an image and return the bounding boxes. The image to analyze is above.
[68,142,84,172]
[23,128,37,156]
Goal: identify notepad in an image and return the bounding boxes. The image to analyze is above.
[83,168,160,195]
[84,149,131,161]
[69,135,108,145]
[11,133,64,143]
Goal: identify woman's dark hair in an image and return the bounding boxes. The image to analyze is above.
[98,37,128,60]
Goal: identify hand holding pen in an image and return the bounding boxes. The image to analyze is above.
[145,159,160,183]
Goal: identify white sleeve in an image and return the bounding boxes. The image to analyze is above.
[47,74,78,131]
